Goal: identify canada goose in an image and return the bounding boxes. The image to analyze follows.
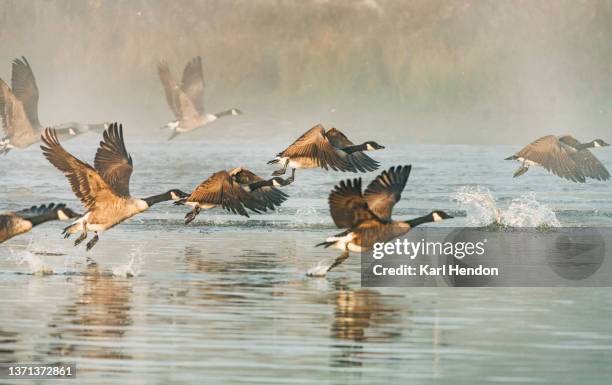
[0,57,108,155]
[175,167,291,224]
[41,123,188,250]
[505,135,610,182]
[157,56,242,140]
[0,203,80,244]
[315,165,453,274]
[268,124,384,179]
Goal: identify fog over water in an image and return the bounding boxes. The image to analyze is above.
[2,0,612,144]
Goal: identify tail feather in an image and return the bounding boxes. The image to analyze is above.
[505,155,518,160]
[267,158,280,165]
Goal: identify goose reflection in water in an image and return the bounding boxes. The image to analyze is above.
[47,265,133,360]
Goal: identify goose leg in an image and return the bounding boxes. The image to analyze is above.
[185,206,201,225]
[326,250,350,273]
[513,162,529,178]
[74,222,88,246]
[272,159,289,176]
[85,232,99,251]
[287,168,296,182]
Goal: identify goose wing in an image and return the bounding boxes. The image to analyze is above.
[15,203,65,220]
[0,78,35,139]
[187,171,262,217]
[570,150,610,180]
[279,124,352,171]
[363,165,411,222]
[11,57,40,128]
[94,123,133,197]
[514,135,585,182]
[230,167,288,210]
[41,128,116,210]
[325,127,379,172]
[328,177,375,228]
[157,61,181,119]
[181,56,205,114]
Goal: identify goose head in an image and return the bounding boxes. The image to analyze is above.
[364,141,385,151]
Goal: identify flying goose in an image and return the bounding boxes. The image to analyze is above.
[0,57,108,155]
[175,167,291,224]
[0,203,80,244]
[157,56,242,140]
[505,135,610,182]
[41,123,188,250]
[314,165,453,274]
[268,124,384,179]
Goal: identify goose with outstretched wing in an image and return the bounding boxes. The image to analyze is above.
[175,167,291,224]
[505,135,609,182]
[313,165,453,275]
[41,123,188,250]
[268,124,384,180]
[158,56,242,140]
[0,57,108,155]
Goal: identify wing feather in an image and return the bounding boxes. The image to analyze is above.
[40,128,116,210]
[279,124,353,171]
[181,56,205,114]
[364,165,411,221]
[328,178,374,228]
[0,78,35,139]
[11,57,39,127]
[94,123,133,197]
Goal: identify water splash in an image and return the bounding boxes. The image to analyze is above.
[112,249,144,278]
[7,248,54,275]
[453,186,560,228]
[306,259,332,277]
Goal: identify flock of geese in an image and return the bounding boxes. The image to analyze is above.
[1,56,610,275]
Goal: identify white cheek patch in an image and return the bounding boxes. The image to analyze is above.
[69,128,76,136]
[594,142,602,148]
[272,179,282,187]
[366,143,374,151]
[57,210,70,221]
[432,212,443,222]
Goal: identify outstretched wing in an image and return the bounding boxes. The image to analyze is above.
[514,135,585,183]
[187,171,262,217]
[181,56,205,114]
[364,165,411,221]
[11,57,39,128]
[279,124,353,171]
[157,61,182,119]
[230,167,288,211]
[41,128,116,210]
[570,150,610,181]
[326,127,380,172]
[0,78,35,139]
[94,123,133,197]
[328,178,375,228]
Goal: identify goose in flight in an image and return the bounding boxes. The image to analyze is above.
[313,165,453,275]
[41,123,188,250]
[157,56,242,140]
[0,203,80,244]
[0,57,108,155]
[505,135,610,182]
[268,124,384,180]
[175,167,291,224]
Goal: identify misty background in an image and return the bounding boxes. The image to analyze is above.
[1,0,612,144]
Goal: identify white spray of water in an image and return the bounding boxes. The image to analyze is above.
[112,249,144,278]
[7,248,54,276]
[306,259,332,277]
[453,186,560,227]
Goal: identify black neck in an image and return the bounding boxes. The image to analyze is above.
[406,214,434,228]
[342,143,367,154]
[144,191,173,207]
[215,109,235,118]
[29,211,59,227]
